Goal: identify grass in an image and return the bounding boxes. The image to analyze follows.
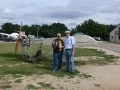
[59,87,64,89]
[0,42,118,78]
[94,84,101,87]
[37,82,56,89]
[0,42,118,90]
[13,74,23,78]
[0,85,12,89]
[75,48,118,65]
[27,84,39,89]
[79,73,92,78]
[0,75,3,80]
[14,79,22,83]
[0,64,37,75]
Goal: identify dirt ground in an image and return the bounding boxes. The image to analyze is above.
[76,46,120,90]
[0,42,120,90]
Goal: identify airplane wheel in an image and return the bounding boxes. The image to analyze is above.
[21,55,25,61]
[32,57,38,64]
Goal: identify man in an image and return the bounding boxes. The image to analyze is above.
[52,33,64,72]
[64,30,76,73]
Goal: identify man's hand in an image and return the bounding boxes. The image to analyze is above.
[59,45,64,48]
[72,51,74,55]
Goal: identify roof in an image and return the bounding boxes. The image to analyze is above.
[110,23,120,33]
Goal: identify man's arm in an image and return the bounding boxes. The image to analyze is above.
[52,39,59,48]
[71,37,76,53]
[72,45,75,52]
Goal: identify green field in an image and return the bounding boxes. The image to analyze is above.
[0,42,119,89]
[0,42,118,76]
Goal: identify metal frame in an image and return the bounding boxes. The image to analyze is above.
[20,36,42,64]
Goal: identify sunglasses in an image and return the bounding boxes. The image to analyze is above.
[57,36,61,37]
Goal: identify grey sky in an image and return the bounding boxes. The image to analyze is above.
[0,0,120,28]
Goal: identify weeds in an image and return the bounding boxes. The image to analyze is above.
[27,84,39,89]
[94,84,101,87]
[0,85,12,89]
[37,82,56,89]
[14,79,22,83]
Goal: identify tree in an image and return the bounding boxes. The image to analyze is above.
[1,21,117,39]
[1,23,19,34]
[22,25,31,35]
[49,23,68,36]
[75,19,116,40]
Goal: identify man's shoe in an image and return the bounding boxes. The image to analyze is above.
[70,72,74,74]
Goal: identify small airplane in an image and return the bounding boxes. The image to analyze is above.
[0,32,19,41]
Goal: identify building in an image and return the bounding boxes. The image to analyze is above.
[110,24,120,42]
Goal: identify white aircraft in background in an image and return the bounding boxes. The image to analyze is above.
[0,32,19,41]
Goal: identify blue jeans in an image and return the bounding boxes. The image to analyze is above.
[52,51,63,70]
[65,49,75,72]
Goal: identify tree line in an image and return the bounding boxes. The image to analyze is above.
[0,19,117,40]
[1,23,68,38]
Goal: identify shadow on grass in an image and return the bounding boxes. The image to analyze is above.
[37,57,53,65]
[0,53,80,77]
[35,61,80,77]
[0,53,21,60]
[0,52,52,64]
[0,53,23,64]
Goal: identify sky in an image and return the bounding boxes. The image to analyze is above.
[0,0,120,29]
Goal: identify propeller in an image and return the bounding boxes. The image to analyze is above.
[15,22,22,54]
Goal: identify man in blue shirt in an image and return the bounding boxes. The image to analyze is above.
[64,30,76,73]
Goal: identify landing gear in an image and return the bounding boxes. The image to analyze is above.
[21,54,38,64]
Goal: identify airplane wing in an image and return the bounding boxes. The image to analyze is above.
[0,33,10,36]
[0,32,19,41]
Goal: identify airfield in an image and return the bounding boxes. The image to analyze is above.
[0,41,120,90]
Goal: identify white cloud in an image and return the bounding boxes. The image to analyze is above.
[0,0,120,28]
[3,8,12,13]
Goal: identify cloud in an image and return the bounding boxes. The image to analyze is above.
[3,8,12,13]
[1,15,14,20]
[45,9,90,20]
[68,23,76,26]
[0,0,120,28]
